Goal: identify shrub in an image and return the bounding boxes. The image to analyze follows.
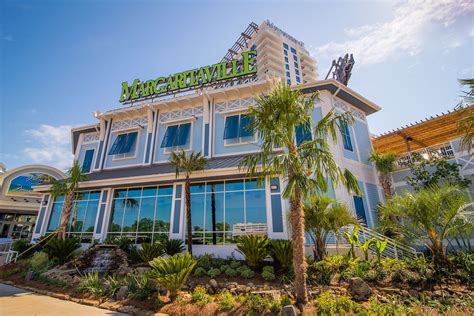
[261,266,275,281]
[236,235,269,268]
[105,274,126,298]
[45,238,81,265]
[191,286,212,306]
[37,274,70,288]
[138,243,163,264]
[268,239,292,270]
[239,266,255,279]
[230,260,241,269]
[148,252,196,301]
[105,236,133,253]
[218,291,236,311]
[219,264,230,273]
[208,268,221,278]
[451,251,474,284]
[280,295,291,307]
[196,253,214,270]
[193,267,207,277]
[161,239,185,256]
[244,294,272,314]
[128,274,155,300]
[309,255,348,285]
[79,272,105,297]
[224,267,238,277]
[314,291,360,315]
[12,240,33,257]
[341,259,370,280]
[29,251,50,274]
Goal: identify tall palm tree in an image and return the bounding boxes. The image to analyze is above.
[304,195,357,260]
[169,150,206,256]
[49,161,87,240]
[379,184,470,266]
[368,151,397,199]
[240,83,360,305]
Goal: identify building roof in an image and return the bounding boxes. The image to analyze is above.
[372,105,473,154]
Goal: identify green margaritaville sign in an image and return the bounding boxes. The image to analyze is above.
[120,50,257,103]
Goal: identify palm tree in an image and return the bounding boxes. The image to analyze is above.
[379,184,470,266]
[240,83,360,305]
[304,195,357,260]
[368,151,397,200]
[49,161,87,240]
[169,150,206,256]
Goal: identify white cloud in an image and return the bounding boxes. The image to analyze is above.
[23,125,73,170]
[315,0,474,66]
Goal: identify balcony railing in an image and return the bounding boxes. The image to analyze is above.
[396,143,455,168]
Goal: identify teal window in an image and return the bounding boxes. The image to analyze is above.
[295,121,312,146]
[293,55,298,61]
[295,69,300,75]
[290,47,297,54]
[223,114,254,141]
[284,57,289,63]
[190,178,266,245]
[283,43,289,49]
[108,132,138,155]
[341,122,353,151]
[161,123,191,149]
[284,50,288,56]
[287,79,291,85]
[82,149,94,173]
[353,195,367,223]
[294,62,299,68]
[108,185,173,243]
[296,76,301,83]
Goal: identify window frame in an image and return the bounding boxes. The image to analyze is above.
[111,129,140,161]
[81,149,95,174]
[223,112,257,147]
[162,120,194,154]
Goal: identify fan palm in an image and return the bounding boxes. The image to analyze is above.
[379,184,470,266]
[368,151,397,199]
[49,161,87,240]
[169,150,206,256]
[304,195,357,260]
[239,83,360,305]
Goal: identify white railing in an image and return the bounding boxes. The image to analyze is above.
[396,143,454,169]
[0,239,18,265]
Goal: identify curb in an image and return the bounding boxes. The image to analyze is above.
[0,281,157,315]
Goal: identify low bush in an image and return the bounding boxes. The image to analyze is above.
[280,295,291,307]
[341,259,370,280]
[104,236,133,253]
[261,266,275,281]
[230,260,241,269]
[196,253,214,270]
[138,243,163,264]
[224,267,238,277]
[105,274,126,298]
[193,267,207,277]
[37,274,71,289]
[207,268,221,278]
[314,291,361,315]
[309,255,348,285]
[451,251,473,284]
[268,239,292,270]
[191,286,212,306]
[148,252,196,301]
[239,266,255,279]
[128,274,155,300]
[236,235,269,268]
[12,240,34,257]
[79,272,105,297]
[29,251,50,274]
[218,291,236,311]
[219,264,230,273]
[161,239,185,256]
[244,294,272,314]
[45,238,81,265]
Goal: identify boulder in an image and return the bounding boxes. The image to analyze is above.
[116,286,129,300]
[209,279,218,290]
[348,277,372,302]
[281,305,297,316]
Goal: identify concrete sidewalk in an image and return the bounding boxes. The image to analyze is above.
[0,283,128,316]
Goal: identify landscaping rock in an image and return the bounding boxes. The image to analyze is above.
[348,277,372,301]
[209,278,218,290]
[330,272,341,286]
[25,271,35,282]
[408,289,420,299]
[116,286,129,300]
[281,305,297,316]
[117,306,140,314]
[251,290,281,300]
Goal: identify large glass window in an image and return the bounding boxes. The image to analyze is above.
[107,185,173,243]
[190,179,267,245]
[46,191,100,242]
[109,131,138,158]
[223,114,255,145]
[161,123,191,151]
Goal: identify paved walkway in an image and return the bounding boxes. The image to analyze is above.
[0,283,127,316]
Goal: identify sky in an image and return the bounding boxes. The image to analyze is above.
[1,0,473,171]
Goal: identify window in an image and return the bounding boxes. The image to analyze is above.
[223,114,255,145]
[295,69,300,75]
[107,186,173,243]
[285,64,290,70]
[251,43,257,51]
[47,191,101,242]
[287,79,291,85]
[353,195,367,223]
[284,57,289,63]
[161,123,191,151]
[295,121,312,146]
[283,43,289,49]
[296,76,301,83]
[190,179,267,245]
[341,122,353,151]
[286,71,291,78]
[293,55,298,61]
[108,131,138,159]
[294,62,299,68]
[290,47,297,54]
[283,50,288,56]
[82,149,94,173]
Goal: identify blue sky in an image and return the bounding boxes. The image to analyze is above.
[1,0,473,170]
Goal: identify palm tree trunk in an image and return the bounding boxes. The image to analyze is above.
[57,191,74,240]
[290,192,308,306]
[185,175,193,256]
[380,174,392,200]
